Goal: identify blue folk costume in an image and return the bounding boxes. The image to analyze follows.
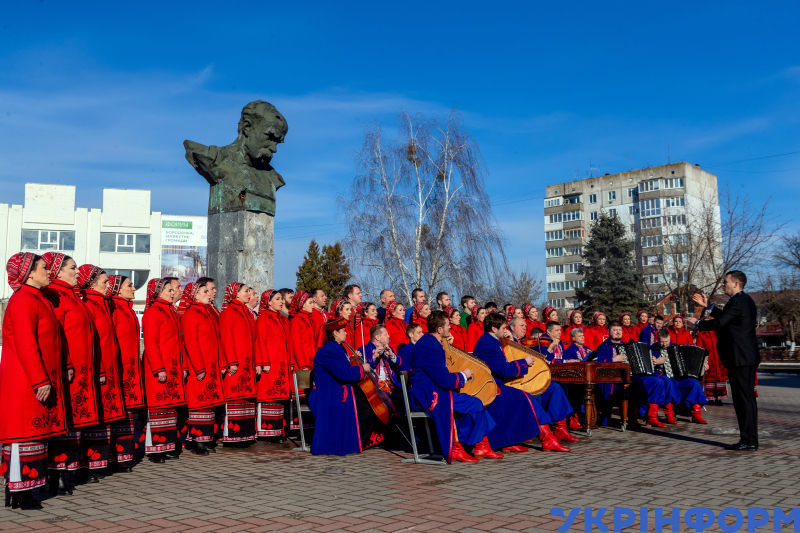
[473,333,543,446]
[410,333,495,463]
[533,333,567,364]
[595,339,666,422]
[539,338,590,415]
[639,324,658,345]
[649,342,707,409]
[309,340,385,455]
[360,340,409,403]
[563,342,592,362]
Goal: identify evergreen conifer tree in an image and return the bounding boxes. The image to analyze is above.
[295,239,325,292]
[575,212,649,318]
[320,242,351,298]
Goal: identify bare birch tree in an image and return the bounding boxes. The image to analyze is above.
[337,107,507,303]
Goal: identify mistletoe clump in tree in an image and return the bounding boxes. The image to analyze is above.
[575,211,648,317]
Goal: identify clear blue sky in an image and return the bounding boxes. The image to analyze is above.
[1,2,798,289]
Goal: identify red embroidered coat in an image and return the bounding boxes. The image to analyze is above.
[384,316,408,353]
[696,330,728,385]
[219,299,257,402]
[353,317,378,351]
[668,326,694,346]
[142,298,187,409]
[467,321,484,352]
[181,302,225,409]
[525,319,547,337]
[42,279,101,427]
[83,289,126,423]
[255,309,292,402]
[0,285,67,443]
[311,307,328,349]
[621,325,635,343]
[109,295,145,409]
[450,324,468,352]
[290,310,316,370]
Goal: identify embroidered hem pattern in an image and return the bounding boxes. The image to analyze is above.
[2,442,47,492]
[81,426,111,469]
[144,409,178,454]
[47,431,82,470]
[257,402,286,437]
[185,410,215,442]
[222,402,257,442]
[289,398,315,430]
[110,411,135,462]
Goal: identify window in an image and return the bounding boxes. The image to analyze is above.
[545,230,563,241]
[641,235,663,248]
[665,271,689,283]
[547,281,585,293]
[100,233,151,254]
[641,217,662,229]
[642,254,663,266]
[563,210,582,222]
[546,247,563,258]
[547,264,564,275]
[639,179,660,193]
[590,211,598,221]
[106,269,150,290]
[566,262,582,273]
[564,229,584,239]
[548,299,566,308]
[664,214,686,226]
[629,205,635,215]
[544,197,562,208]
[664,178,684,189]
[628,187,638,198]
[566,246,583,256]
[639,199,661,217]
[548,213,562,224]
[646,274,664,284]
[663,302,672,315]
[664,196,685,208]
[21,230,76,252]
[665,234,689,245]
[608,191,616,202]
[608,208,617,217]
[564,195,582,204]
[630,224,636,232]
[589,194,597,204]
[667,253,689,264]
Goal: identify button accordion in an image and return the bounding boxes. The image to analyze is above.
[616,342,655,376]
[659,344,709,380]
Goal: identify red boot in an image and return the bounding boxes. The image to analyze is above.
[568,413,583,431]
[472,437,504,459]
[552,419,581,443]
[646,404,666,428]
[451,442,479,463]
[539,424,570,452]
[627,404,643,429]
[691,404,708,424]
[502,444,529,453]
[663,403,678,424]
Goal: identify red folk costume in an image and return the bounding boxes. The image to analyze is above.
[562,310,583,348]
[466,306,484,353]
[255,290,293,438]
[618,313,635,343]
[311,306,328,349]
[383,301,408,352]
[632,310,649,340]
[40,253,98,473]
[142,279,187,455]
[523,304,546,338]
[354,303,378,351]
[447,308,468,351]
[411,302,429,333]
[288,291,317,431]
[696,328,728,400]
[219,283,258,443]
[0,253,66,493]
[668,317,694,345]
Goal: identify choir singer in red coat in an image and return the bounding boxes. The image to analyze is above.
[383,301,408,353]
[289,291,316,432]
[256,290,293,442]
[1,253,67,509]
[142,278,186,463]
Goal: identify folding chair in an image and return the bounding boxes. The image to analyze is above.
[291,369,313,452]
[397,371,445,465]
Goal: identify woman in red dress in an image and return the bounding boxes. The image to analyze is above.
[588,312,609,349]
[562,310,586,348]
[354,302,379,351]
[105,274,145,473]
[523,304,546,337]
[289,291,317,432]
[383,301,408,353]
[632,310,649,340]
[447,308,468,351]
[142,278,186,463]
[1,253,66,509]
[411,302,431,333]
[668,316,694,345]
[619,312,635,343]
[695,324,728,405]
[77,265,126,481]
[467,306,487,352]
[219,282,258,447]
[256,290,293,442]
[542,306,560,324]
[180,280,226,455]
[332,299,357,347]
[41,253,98,494]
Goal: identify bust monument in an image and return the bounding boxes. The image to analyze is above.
[183,100,288,307]
[184,100,289,216]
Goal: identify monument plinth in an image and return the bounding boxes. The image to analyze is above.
[183,100,288,308]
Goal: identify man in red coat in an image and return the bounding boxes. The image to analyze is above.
[309,288,328,349]
[1,253,67,509]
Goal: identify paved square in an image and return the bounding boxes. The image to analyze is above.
[2,374,799,532]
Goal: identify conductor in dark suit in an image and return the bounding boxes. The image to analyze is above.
[687,271,760,451]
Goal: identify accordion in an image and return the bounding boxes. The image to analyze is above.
[617,342,655,377]
[661,344,708,380]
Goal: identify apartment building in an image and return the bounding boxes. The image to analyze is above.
[544,162,720,309]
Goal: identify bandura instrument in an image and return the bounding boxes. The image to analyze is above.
[500,338,551,395]
[441,338,497,407]
[343,341,398,424]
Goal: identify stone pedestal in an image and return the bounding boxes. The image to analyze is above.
[207,211,274,309]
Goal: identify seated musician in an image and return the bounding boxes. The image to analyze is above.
[651,329,708,424]
[639,314,665,345]
[504,317,579,448]
[398,323,425,364]
[595,321,668,428]
[309,318,386,455]
[563,328,592,362]
[534,321,567,363]
[410,311,499,463]
[360,323,407,392]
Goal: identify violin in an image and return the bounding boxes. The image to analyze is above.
[521,333,553,349]
[343,341,398,424]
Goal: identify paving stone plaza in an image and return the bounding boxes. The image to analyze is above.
[1,373,798,533]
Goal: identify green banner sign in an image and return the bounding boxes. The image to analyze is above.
[162,220,192,229]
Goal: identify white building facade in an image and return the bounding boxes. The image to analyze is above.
[544,162,720,309]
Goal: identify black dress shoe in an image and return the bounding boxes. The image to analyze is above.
[86,473,100,483]
[725,442,758,451]
[148,454,165,464]
[57,471,73,495]
[164,452,180,460]
[205,443,216,453]
[115,463,133,473]
[191,442,209,456]
[15,490,42,510]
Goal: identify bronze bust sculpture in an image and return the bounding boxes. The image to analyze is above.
[184,100,289,215]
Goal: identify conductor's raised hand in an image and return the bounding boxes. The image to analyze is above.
[692,292,708,308]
